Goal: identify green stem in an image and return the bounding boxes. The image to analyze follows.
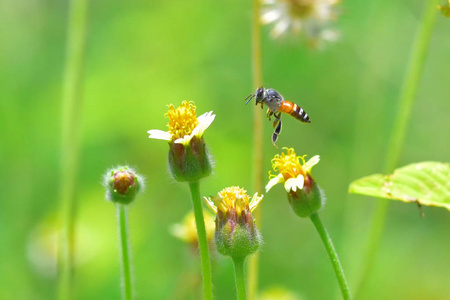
[189,182,213,300]
[117,205,133,300]
[58,0,89,299]
[355,1,438,297]
[310,213,351,300]
[233,257,247,300]
[248,0,263,298]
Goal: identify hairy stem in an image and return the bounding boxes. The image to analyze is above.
[355,0,439,297]
[117,205,133,300]
[233,257,248,300]
[189,181,213,300]
[58,0,89,299]
[310,213,352,300]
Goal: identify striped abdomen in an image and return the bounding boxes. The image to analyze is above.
[279,101,311,123]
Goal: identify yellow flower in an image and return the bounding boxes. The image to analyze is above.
[266,148,323,217]
[170,210,215,245]
[147,101,215,146]
[438,1,450,17]
[147,101,214,182]
[204,186,263,218]
[266,147,320,193]
[204,186,263,258]
[261,0,340,46]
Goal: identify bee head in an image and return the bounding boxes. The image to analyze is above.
[245,87,266,105]
[255,87,265,104]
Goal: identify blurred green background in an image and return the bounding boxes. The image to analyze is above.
[1,0,449,299]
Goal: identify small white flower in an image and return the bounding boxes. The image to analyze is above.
[266,148,320,193]
[147,101,215,146]
[261,0,339,46]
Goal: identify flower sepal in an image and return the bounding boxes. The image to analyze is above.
[215,219,261,260]
[288,175,324,218]
[168,136,212,182]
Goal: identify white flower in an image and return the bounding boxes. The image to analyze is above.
[147,101,215,146]
[261,0,339,45]
[265,147,320,193]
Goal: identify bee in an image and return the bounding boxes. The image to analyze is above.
[245,87,311,146]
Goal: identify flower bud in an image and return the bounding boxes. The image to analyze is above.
[287,174,324,218]
[204,187,263,259]
[147,101,215,183]
[168,136,212,182]
[266,148,324,218]
[103,166,144,205]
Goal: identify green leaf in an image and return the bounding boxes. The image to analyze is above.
[349,162,450,211]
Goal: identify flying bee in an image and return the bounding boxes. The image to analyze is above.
[245,87,311,146]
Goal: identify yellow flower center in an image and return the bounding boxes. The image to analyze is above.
[166,101,199,141]
[286,0,315,18]
[270,148,306,180]
[217,186,250,216]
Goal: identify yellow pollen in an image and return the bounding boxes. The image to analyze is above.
[165,101,199,141]
[270,148,306,180]
[216,186,250,214]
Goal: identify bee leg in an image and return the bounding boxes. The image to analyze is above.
[272,119,282,147]
[267,109,273,121]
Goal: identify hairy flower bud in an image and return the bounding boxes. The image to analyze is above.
[266,148,324,218]
[168,136,212,182]
[103,166,144,205]
[147,101,215,182]
[287,173,324,217]
[204,187,263,259]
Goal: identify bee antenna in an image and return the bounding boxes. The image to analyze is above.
[245,93,255,105]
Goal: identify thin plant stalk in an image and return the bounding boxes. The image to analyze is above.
[355,0,439,297]
[233,257,247,300]
[309,213,352,300]
[116,204,133,300]
[117,205,133,300]
[58,0,89,299]
[247,0,264,298]
[189,181,213,300]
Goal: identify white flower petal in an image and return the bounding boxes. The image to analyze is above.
[194,111,215,138]
[304,155,320,172]
[203,197,217,214]
[174,133,194,146]
[284,176,304,193]
[172,111,216,146]
[271,18,290,38]
[147,129,171,141]
[249,193,264,212]
[261,8,282,24]
[265,173,285,193]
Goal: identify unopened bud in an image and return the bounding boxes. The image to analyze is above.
[288,174,324,218]
[103,166,144,205]
[168,136,212,182]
